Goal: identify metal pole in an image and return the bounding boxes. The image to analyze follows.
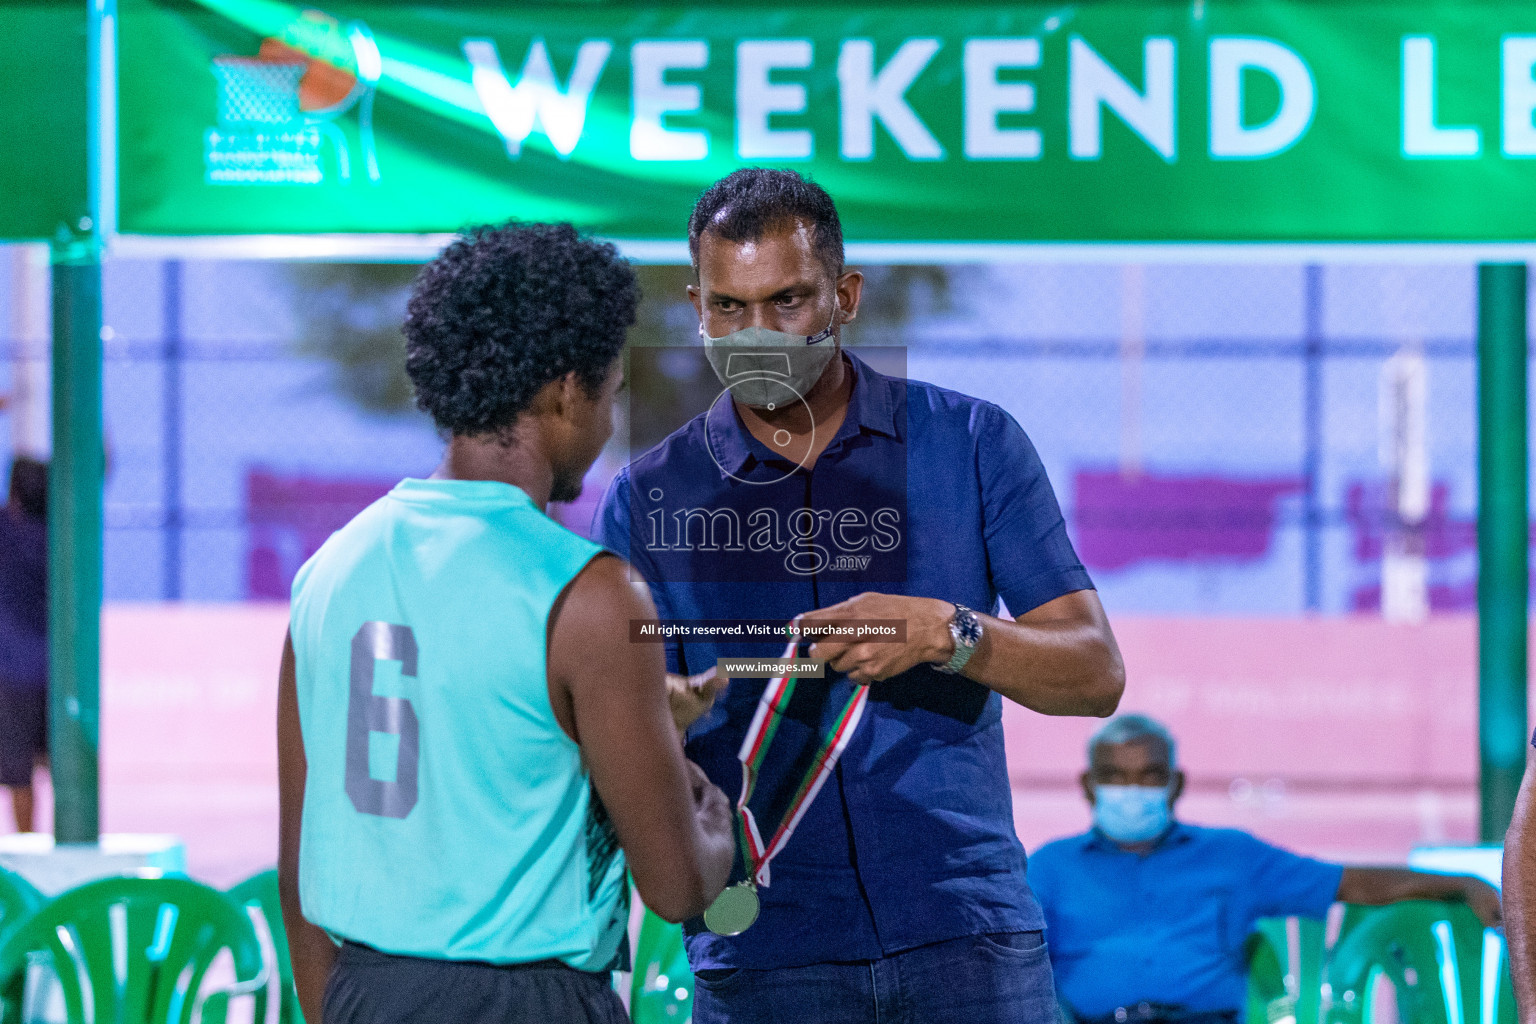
[48,251,102,844]
[162,261,182,600]
[1302,264,1324,613]
[47,0,107,844]
[1478,262,1529,843]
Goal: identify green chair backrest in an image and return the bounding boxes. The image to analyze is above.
[1247,905,1383,1024]
[1247,920,1290,1024]
[0,866,44,940]
[1320,901,1514,1024]
[629,909,692,1024]
[0,873,270,1024]
[225,869,302,1024]
[1248,916,1326,1024]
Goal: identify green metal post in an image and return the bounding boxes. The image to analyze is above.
[46,0,106,844]
[1478,262,1529,843]
[48,251,102,844]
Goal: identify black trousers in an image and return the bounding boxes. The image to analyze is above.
[322,942,627,1024]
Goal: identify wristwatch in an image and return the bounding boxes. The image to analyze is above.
[934,604,982,675]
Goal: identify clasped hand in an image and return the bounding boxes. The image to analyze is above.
[797,592,956,685]
[667,593,960,733]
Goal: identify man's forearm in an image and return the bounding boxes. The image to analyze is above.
[1335,865,1501,930]
[1338,866,1464,904]
[279,871,337,1022]
[1504,765,1536,1018]
[962,596,1124,717]
[799,590,1122,715]
[276,633,334,1020]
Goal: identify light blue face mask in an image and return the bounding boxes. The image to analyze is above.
[1092,784,1172,843]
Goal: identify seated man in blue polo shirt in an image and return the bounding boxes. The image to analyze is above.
[1029,714,1502,1024]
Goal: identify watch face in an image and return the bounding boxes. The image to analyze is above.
[956,610,982,646]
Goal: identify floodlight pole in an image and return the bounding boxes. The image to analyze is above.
[1478,262,1529,843]
[47,0,108,845]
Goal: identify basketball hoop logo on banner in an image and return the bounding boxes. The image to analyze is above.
[204,11,381,186]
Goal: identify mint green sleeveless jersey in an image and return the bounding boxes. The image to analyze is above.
[289,478,627,969]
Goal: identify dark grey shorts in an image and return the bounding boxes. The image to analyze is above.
[323,942,627,1024]
[0,687,45,788]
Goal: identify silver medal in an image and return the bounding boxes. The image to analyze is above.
[703,882,760,936]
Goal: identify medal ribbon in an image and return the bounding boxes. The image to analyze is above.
[735,637,871,887]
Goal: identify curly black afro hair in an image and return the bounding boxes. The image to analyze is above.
[688,168,844,276]
[404,222,638,437]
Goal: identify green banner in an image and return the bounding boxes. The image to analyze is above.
[0,0,88,242]
[118,0,1536,243]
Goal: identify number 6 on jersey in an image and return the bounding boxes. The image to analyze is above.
[346,622,420,818]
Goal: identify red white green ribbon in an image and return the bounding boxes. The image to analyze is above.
[736,637,870,888]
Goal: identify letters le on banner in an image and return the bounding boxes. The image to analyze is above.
[119,0,1536,242]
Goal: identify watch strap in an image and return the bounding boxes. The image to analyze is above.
[936,605,980,675]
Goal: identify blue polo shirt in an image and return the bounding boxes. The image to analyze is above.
[593,351,1094,971]
[1028,824,1345,1016]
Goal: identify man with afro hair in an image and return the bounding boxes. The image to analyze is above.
[278,222,734,1024]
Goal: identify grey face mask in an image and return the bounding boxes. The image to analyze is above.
[699,308,838,410]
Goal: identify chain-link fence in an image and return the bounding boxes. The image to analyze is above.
[0,251,1509,616]
[0,245,1514,864]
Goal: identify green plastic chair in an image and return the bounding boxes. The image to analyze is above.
[1247,916,1327,1024]
[0,866,48,1019]
[629,908,693,1024]
[1319,901,1514,1024]
[0,866,44,939]
[1246,921,1291,1024]
[223,870,302,1024]
[0,873,270,1024]
[1247,906,1384,1024]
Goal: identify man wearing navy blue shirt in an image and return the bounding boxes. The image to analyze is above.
[594,169,1126,1024]
[1030,714,1502,1024]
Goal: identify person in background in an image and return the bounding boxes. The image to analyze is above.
[1030,714,1502,1024]
[0,457,47,833]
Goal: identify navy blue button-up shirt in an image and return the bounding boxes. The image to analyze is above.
[1028,824,1344,1016]
[594,351,1093,970]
